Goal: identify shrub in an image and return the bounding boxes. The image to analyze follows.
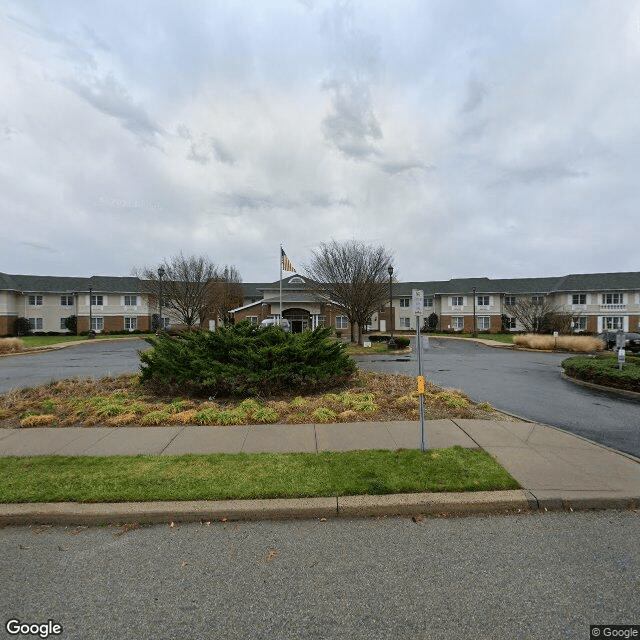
[20,414,56,428]
[139,322,356,397]
[0,338,25,354]
[390,337,410,349]
[562,355,640,392]
[514,334,604,352]
[14,318,30,336]
[312,407,337,423]
[252,407,279,424]
[142,411,169,425]
[194,408,220,424]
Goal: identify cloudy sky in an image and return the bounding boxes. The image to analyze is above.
[1,0,639,284]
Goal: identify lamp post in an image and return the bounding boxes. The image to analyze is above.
[472,287,477,338]
[388,265,395,348]
[88,286,93,337]
[157,266,165,331]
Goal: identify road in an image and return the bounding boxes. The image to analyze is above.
[356,337,640,458]
[0,339,151,393]
[1,337,639,457]
[1,512,637,640]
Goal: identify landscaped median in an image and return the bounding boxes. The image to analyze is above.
[0,448,519,504]
[561,353,640,393]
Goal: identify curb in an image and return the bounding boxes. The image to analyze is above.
[1,490,637,527]
[560,370,640,401]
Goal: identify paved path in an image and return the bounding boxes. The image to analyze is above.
[1,418,638,524]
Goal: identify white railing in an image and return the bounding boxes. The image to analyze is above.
[600,304,626,310]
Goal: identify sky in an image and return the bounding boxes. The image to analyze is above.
[1,0,639,284]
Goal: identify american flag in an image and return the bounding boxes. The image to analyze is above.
[281,248,296,273]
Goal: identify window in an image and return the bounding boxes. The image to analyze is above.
[60,295,74,306]
[90,295,104,306]
[336,316,348,329]
[451,296,463,307]
[124,295,138,306]
[124,317,137,331]
[317,315,326,328]
[28,295,43,306]
[504,316,516,330]
[160,317,170,329]
[90,317,104,331]
[424,296,433,307]
[572,294,586,305]
[399,317,411,328]
[573,317,587,331]
[28,318,43,331]
[504,296,516,307]
[604,317,623,330]
[452,317,464,331]
[400,298,410,308]
[247,316,258,325]
[477,296,489,306]
[531,296,544,305]
[477,316,490,331]
[60,318,68,330]
[602,293,623,305]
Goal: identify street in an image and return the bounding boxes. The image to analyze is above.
[1,511,637,640]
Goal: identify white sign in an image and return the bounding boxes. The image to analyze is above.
[412,289,424,316]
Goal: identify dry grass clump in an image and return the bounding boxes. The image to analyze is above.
[0,338,24,355]
[0,370,511,429]
[514,334,604,352]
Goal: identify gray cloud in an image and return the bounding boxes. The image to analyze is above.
[178,126,235,165]
[19,241,58,254]
[378,161,433,176]
[498,163,588,185]
[63,73,163,145]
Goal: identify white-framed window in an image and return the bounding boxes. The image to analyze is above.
[90,295,104,306]
[504,316,516,330]
[451,296,464,307]
[160,317,170,329]
[28,318,43,331]
[504,295,516,307]
[477,296,489,306]
[60,295,74,306]
[123,295,138,307]
[399,317,411,328]
[572,294,586,305]
[452,317,464,331]
[602,293,623,305]
[28,295,43,306]
[399,298,410,308]
[424,296,433,308]
[124,317,137,331]
[316,315,326,327]
[477,316,490,331]
[336,316,348,329]
[573,317,587,332]
[532,296,544,305]
[60,318,68,330]
[604,317,623,330]
[90,317,104,331]
[247,316,258,325]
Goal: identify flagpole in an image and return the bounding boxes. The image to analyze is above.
[279,244,283,327]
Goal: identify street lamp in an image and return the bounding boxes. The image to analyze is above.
[157,266,165,331]
[88,286,93,337]
[472,286,477,338]
[388,265,395,348]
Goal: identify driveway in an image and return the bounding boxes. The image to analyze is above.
[356,337,640,458]
[0,339,151,393]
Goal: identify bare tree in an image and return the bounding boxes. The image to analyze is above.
[305,240,393,345]
[505,295,560,333]
[134,253,242,329]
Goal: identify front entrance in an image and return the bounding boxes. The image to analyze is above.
[283,308,311,333]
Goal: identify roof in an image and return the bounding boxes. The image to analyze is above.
[553,272,640,292]
[0,272,143,293]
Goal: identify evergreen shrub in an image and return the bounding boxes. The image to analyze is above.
[140,321,357,397]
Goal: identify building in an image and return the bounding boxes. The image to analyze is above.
[0,270,639,337]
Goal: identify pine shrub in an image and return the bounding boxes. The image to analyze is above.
[139,322,356,397]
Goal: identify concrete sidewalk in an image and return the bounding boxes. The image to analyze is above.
[0,418,639,524]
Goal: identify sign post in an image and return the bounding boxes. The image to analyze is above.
[412,289,427,452]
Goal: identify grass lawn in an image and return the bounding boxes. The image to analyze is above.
[20,334,154,347]
[0,447,519,503]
